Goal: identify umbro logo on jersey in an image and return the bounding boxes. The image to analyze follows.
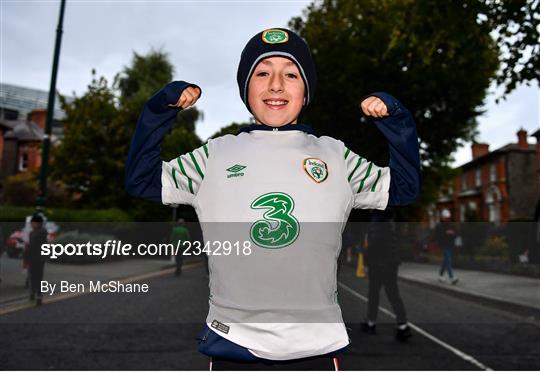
[303,158,328,183]
[226,164,246,178]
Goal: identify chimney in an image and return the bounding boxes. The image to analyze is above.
[517,128,528,149]
[471,142,489,159]
[29,109,47,130]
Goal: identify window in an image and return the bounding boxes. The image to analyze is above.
[18,153,28,171]
[448,182,453,195]
[489,163,496,183]
[475,169,481,187]
[460,204,466,222]
[461,174,467,191]
[0,107,19,120]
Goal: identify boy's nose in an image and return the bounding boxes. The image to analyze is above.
[269,74,284,93]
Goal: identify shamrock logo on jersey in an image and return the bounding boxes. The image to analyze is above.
[303,158,328,183]
[250,192,299,249]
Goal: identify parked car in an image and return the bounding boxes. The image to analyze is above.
[5,215,59,258]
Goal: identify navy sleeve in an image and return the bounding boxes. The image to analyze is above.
[363,92,421,206]
[125,81,200,202]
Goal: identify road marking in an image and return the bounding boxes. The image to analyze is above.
[338,281,492,371]
[0,262,202,316]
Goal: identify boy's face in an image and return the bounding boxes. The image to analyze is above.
[247,56,305,127]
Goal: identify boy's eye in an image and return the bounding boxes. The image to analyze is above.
[256,71,269,77]
[286,73,298,79]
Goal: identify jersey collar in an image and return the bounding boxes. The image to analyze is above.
[238,123,317,136]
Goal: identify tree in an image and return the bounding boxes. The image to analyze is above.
[52,50,204,216]
[114,49,204,161]
[289,0,500,209]
[479,0,539,97]
[162,108,203,160]
[52,72,121,207]
[209,122,251,139]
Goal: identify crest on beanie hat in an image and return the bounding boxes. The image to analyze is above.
[262,29,289,44]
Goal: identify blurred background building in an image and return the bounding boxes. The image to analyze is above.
[0,83,69,182]
[431,129,539,224]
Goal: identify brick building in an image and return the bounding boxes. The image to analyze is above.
[0,109,48,178]
[0,83,67,184]
[431,129,539,224]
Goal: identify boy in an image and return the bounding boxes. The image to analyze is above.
[126,28,420,369]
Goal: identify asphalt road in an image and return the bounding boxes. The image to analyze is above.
[0,263,538,370]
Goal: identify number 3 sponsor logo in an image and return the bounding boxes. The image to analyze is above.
[250,192,299,249]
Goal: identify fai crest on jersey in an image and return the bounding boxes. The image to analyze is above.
[303,158,328,183]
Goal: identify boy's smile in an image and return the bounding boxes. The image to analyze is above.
[247,56,305,127]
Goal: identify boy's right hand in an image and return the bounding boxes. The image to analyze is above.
[168,86,201,109]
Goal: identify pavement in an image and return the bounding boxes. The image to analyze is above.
[1,254,539,316]
[398,261,540,314]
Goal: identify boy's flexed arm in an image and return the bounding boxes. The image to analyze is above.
[125,81,201,202]
[360,93,421,206]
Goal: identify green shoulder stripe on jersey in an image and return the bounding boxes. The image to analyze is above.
[348,158,362,182]
[344,148,351,159]
[371,169,382,192]
[189,152,204,179]
[203,143,209,158]
[358,162,373,192]
[172,168,179,189]
[177,157,194,194]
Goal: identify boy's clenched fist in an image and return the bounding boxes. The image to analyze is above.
[168,86,201,109]
[360,96,389,118]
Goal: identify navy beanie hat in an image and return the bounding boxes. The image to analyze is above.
[237,28,317,114]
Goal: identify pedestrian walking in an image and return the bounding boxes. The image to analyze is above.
[435,209,459,284]
[170,218,191,277]
[24,214,48,305]
[362,208,412,342]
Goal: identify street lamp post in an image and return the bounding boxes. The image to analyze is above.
[36,0,67,212]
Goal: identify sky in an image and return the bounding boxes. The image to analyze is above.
[2,0,538,167]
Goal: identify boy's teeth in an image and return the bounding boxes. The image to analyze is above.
[265,100,287,106]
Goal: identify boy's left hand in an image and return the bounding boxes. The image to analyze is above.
[360,96,389,118]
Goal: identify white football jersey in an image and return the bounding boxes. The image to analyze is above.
[161,129,390,360]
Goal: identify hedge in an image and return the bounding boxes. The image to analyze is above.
[0,205,132,222]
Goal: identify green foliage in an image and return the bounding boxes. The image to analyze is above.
[115,49,174,107]
[3,171,38,206]
[289,0,500,208]
[162,108,203,161]
[3,170,78,209]
[53,72,123,207]
[0,206,37,222]
[44,208,132,222]
[210,122,251,139]
[0,205,131,222]
[52,50,204,218]
[479,235,509,257]
[479,0,540,97]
